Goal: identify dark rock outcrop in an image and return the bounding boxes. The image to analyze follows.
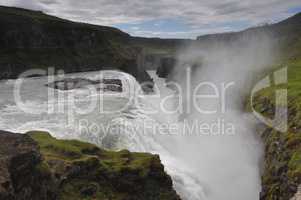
[0,130,57,200]
[46,78,123,92]
[0,130,181,200]
[156,56,177,78]
[252,93,301,200]
[290,185,301,200]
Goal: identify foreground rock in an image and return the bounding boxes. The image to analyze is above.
[290,185,301,200]
[0,130,181,200]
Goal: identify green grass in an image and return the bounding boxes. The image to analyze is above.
[289,151,301,174]
[28,131,102,160]
[252,59,301,126]
[26,131,170,200]
[28,131,155,174]
[250,58,301,199]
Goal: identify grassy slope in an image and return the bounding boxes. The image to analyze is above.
[251,39,301,199]
[27,131,179,200]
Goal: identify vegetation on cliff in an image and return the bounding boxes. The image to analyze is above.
[0,130,181,200]
[252,59,301,200]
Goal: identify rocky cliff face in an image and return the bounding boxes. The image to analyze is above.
[0,6,154,92]
[0,130,56,200]
[258,127,300,200]
[250,57,301,200]
[290,185,301,200]
[0,130,181,200]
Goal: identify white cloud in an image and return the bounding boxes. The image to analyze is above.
[128,26,234,39]
[0,0,300,38]
[130,26,140,30]
[0,0,44,10]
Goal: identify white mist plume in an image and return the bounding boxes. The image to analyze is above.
[163,33,277,200]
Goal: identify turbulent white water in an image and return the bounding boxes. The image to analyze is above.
[0,67,263,199]
[0,70,207,199]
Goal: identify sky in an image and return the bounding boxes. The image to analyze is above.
[1,0,301,39]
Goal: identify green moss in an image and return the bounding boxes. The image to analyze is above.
[28,131,100,160]
[25,131,178,200]
[28,131,154,172]
[289,151,301,173]
[249,59,301,199]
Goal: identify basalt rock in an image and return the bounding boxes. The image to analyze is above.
[0,130,181,200]
[252,94,301,200]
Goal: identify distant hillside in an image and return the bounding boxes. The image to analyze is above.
[156,13,301,78]
[0,6,190,90]
[197,12,301,60]
[0,6,131,75]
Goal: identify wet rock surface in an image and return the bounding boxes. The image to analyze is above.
[290,185,301,200]
[156,57,177,78]
[46,78,123,92]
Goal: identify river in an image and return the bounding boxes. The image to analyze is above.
[0,69,262,200]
